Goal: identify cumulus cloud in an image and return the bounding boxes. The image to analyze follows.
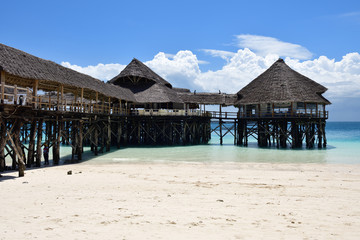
[145,51,201,89]
[61,45,360,98]
[285,53,360,97]
[201,49,236,62]
[61,62,126,81]
[236,34,313,60]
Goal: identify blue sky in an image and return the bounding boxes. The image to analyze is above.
[1,0,360,121]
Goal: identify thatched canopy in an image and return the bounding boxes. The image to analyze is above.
[109,58,172,88]
[109,58,183,104]
[235,58,331,105]
[178,92,237,106]
[0,43,135,102]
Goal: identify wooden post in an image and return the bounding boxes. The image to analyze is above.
[27,121,37,167]
[33,79,39,108]
[1,71,5,103]
[219,104,223,145]
[119,99,122,114]
[106,116,111,152]
[80,88,84,112]
[0,118,6,171]
[14,85,18,104]
[10,119,26,177]
[117,120,122,148]
[77,120,83,160]
[94,116,98,155]
[108,97,111,114]
[35,119,43,167]
[95,92,99,113]
[48,94,51,110]
[61,85,64,111]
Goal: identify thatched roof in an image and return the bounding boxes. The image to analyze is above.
[178,92,237,106]
[0,43,135,102]
[125,82,183,104]
[236,58,331,105]
[173,87,191,93]
[109,58,183,104]
[109,58,172,88]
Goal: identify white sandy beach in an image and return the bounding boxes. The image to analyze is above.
[1,162,360,239]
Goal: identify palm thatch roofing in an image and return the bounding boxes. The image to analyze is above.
[0,43,135,102]
[235,58,331,105]
[173,87,191,93]
[109,58,172,88]
[109,58,183,104]
[178,92,237,106]
[125,82,183,104]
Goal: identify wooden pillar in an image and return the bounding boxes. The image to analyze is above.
[14,85,18,104]
[33,79,39,108]
[80,88,84,112]
[56,86,60,111]
[71,121,77,161]
[27,120,37,167]
[77,120,83,160]
[0,71,5,104]
[108,97,111,114]
[94,116,98,155]
[106,117,111,152]
[11,119,26,177]
[219,105,223,145]
[35,119,43,167]
[61,85,64,111]
[95,92,99,114]
[0,118,7,171]
[117,120,122,148]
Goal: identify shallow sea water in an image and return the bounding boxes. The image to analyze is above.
[54,122,360,165]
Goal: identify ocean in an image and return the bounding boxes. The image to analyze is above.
[64,121,360,165]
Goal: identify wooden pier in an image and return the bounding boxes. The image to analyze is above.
[0,44,331,178]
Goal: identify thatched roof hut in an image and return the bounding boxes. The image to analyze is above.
[235,58,331,106]
[109,58,172,88]
[0,43,135,102]
[109,58,182,104]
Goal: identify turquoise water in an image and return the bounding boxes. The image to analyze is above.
[58,121,359,165]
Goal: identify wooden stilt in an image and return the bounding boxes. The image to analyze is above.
[27,121,37,167]
[0,118,7,171]
[35,119,43,167]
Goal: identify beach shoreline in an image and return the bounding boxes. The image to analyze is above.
[1,162,360,239]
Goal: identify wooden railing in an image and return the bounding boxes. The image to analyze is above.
[238,110,329,119]
[0,84,328,119]
[0,84,31,105]
[207,111,238,119]
[131,109,210,117]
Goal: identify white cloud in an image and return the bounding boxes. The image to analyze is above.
[61,46,360,99]
[61,62,126,81]
[201,49,236,62]
[145,51,201,89]
[236,34,313,60]
[285,53,360,97]
[339,11,360,18]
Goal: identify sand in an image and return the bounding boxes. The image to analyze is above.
[1,162,360,239]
